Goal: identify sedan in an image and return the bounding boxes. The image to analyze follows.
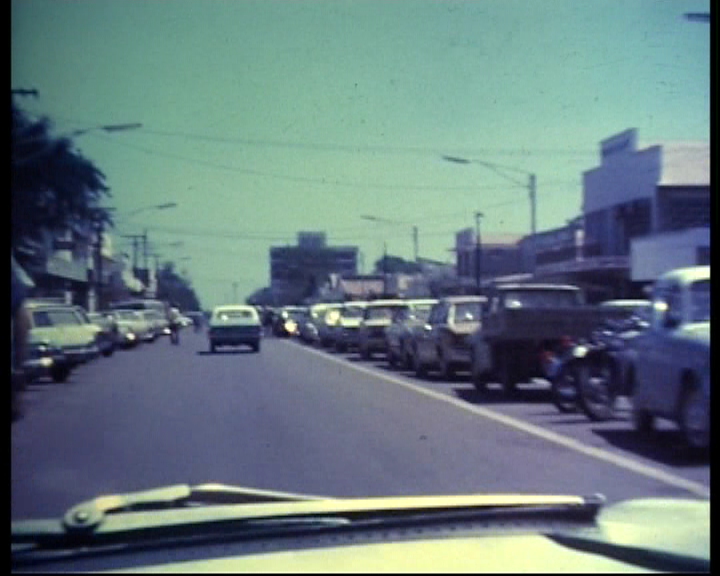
[208,305,262,353]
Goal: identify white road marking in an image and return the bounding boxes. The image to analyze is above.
[283,340,710,499]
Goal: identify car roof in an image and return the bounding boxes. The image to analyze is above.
[491,283,580,291]
[213,305,256,312]
[440,295,488,303]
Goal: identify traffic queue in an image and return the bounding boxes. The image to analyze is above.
[267,265,710,454]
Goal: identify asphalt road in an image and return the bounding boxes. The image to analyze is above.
[11,331,710,521]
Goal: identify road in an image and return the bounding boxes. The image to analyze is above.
[11,331,710,521]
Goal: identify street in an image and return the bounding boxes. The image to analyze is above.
[11,331,710,521]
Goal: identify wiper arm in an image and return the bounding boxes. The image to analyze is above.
[61,483,327,532]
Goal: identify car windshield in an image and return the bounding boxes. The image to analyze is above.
[12,0,709,564]
[690,279,710,323]
[454,302,483,323]
[366,306,402,321]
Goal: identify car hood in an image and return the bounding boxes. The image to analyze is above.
[12,487,708,574]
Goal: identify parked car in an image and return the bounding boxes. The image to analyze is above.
[357,299,408,360]
[112,310,154,343]
[630,266,710,451]
[273,306,306,338]
[317,303,344,347]
[333,301,368,352]
[411,296,487,379]
[87,311,119,357]
[208,305,262,353]
[385,298,438,369]
[23,337,70,384]
[25,300,100,372]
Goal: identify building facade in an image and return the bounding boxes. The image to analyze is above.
[270,232,359,305]
[519,128,709,301]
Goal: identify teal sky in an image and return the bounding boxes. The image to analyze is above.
[12,0,710,307]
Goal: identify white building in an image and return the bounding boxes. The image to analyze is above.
[529,128,708,301]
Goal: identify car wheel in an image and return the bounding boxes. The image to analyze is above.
[632,406,654,435]
[51,365,70,383]
[387,349,397,368]
[360,346,371,360]
[413,347,427,378]
[438,348,454,380]
[678,383,709,451]
[209,342,216,354]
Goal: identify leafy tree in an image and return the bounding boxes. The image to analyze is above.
[156,262,202,312]
[11,99,113,245]
[373,255,421,275]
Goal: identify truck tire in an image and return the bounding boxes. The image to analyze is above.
[438,348,455,380]
[495,346,519,395]
[678,379,709,452]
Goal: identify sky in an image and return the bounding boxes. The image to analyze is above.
[11,0,710,308]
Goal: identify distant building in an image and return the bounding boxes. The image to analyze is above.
[520,128,709,301]
[455,228,524,285]
[270,232,358,304]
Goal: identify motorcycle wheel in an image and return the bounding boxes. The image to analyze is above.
[577,358,617,421]
[551,364,579,413]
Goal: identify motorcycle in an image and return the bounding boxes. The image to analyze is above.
[543,337,585,414]
[170,324,180,345]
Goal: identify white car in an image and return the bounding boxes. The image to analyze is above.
[208,305,262,353]
[357,299,408,360]
[631,266,710,451]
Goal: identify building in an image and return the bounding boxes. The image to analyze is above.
[455,228,524,287]
[270,232,359,305]
[522,128,709,301]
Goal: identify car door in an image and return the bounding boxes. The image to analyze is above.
[415,303,440,364]
[636,282,681,414]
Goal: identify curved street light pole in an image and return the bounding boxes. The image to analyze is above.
[442,155,537,275]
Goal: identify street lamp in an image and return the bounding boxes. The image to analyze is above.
[442,155,537,274]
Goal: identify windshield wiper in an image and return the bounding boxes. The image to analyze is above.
[12,487,605,565]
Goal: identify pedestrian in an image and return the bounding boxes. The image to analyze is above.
[12,255,34,421]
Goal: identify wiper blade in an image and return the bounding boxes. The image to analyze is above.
[60,483,327,532]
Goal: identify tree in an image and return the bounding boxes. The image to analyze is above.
[11,99,113,246]
[156,262,202,312]
[373,255,422,275]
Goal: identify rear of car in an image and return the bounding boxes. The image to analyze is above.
[358,300,408,359]
[208,305,262,353]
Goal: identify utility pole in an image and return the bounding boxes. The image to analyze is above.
[382,242,388,296]
[529,174,537,273]
[474,212,483,294]
[143,230,148,273]
[413,226,419,263]
[233,282,238,303]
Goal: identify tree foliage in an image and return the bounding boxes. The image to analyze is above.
[373,255,422,275]
[155,262,202,312]
[11,99,113,244]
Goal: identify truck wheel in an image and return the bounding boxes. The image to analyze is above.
[470,350,490,393]
[496,348,519,396]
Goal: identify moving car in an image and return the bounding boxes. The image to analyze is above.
[112,309,155,343]
[630,266,710,451]
[11,483,710,573]
[208,305,262,353]
[87,311,119,356]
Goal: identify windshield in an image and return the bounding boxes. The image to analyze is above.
[454,302,483,323]
[690,280,710,323]
[12,0,709,562]
[366,306,402,321]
